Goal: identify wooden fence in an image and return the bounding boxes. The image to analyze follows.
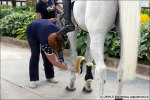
[0,0,37,7]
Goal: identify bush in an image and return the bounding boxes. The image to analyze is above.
[104,29,120,59]
[0,5,12,19]
[138,23,150,65]
[0,12,35,37]
[77,30,87,56]
[12,6,35,13]
[0,5,35,19]
[16,21,32,40]
[75,28,120,59]
[0,5,35,39]
[141,7,150,16]
[0,8,12,19]
[0,5,10,9]
[26,0,37,7]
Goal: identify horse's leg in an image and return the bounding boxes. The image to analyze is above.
[85,1,118,97]
[90,33,107,96]
[65,30,77,91]
[73,1,95,92]
[84,33,93,63]
[83,33,94,92]
[115,23,124,96]
[65,0,87,91]
[115,16,124,96]
[115,1,140,96]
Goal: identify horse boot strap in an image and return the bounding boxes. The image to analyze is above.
[85,63,94,82]
[56,24,75,35]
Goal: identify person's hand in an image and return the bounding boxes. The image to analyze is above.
[67,65,77,72]
[49,18,57,23]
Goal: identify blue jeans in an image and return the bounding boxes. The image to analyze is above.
[26,32,54,81]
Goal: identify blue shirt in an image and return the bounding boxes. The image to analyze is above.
[26,19,68,55]
[36,0,56,19]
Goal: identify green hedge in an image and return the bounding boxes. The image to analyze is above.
[16,21,32,40]
[0,5,35,38]
[138,23,150,65]
[141,7,150,16]
[75,29,120,59]
[0,5,35,19]
[0,12,35,37]
[0,5,12,19]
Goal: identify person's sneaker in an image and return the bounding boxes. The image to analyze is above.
[47,78,58,83]
[29,81,36,89]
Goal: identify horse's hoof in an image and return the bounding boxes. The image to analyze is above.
[82,86,92,93]
[65,86,76,91]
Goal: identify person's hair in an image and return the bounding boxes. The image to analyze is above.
[48,33,64,51]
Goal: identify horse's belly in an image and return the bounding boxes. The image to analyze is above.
[73,1,88,31]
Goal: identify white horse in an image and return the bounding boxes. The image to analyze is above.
[66,0,140,98]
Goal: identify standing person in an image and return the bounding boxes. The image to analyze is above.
[36,0,66,65]
[56,0,75,35]
[26,19,76,88]
[36,0,57,22]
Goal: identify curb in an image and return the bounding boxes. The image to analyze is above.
[104,58,150,76]
[0,36,29,49]
[1,36,150,76]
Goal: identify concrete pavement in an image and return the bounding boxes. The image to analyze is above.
[1,42,150,99]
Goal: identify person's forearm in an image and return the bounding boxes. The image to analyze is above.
[36,13,41,19]
[45,53,68,70]
[51,60,67,69]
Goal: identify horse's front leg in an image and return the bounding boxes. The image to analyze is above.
[82,33,94,92]
[65,30,77,91]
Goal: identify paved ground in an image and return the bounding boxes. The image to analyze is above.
[1,42,150,99]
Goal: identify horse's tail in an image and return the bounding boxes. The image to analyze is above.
[119,1,140,80]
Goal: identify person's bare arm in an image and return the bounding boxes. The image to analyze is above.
[45,53,67,69]
[48,18,57,23]
[36,13,41,19]
[36,12,56,23]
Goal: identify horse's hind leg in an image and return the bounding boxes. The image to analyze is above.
[86,20,109,96]
[115,23,124,96]
[85,1,118,97]
[66,30,77,91]
[89,32,107,96]
[84,33,93,63]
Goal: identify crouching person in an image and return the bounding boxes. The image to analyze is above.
[26,19,76,88]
